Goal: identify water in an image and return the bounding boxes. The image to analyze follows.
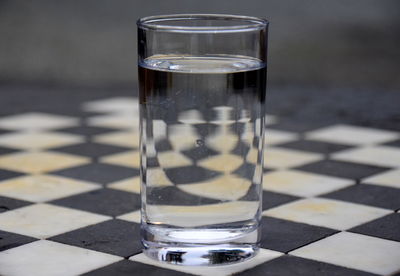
[139,55,266,265]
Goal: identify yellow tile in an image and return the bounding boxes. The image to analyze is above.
[178,175,251,201]
[100,151,140,168]
[145,168,173,187]
[206,130,238,153]
[168,124,199,151]
[157,151,192,169]
[146,201,258,227]
[108,177,140,193]
[264,198,391,230]
[198,154,243,172]
[246,147,259,164]
[263,170,353,197]
[0,151,89,174]
[117,210,141,223]
[264,147,323,169]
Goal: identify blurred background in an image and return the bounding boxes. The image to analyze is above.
[0,0,399,129]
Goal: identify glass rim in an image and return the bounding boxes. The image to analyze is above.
[137,14,268,33]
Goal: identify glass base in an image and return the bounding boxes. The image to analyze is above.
[143,241,259,266]
[142,226,260,266]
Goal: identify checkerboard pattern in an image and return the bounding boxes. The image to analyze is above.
[0,97,399,276]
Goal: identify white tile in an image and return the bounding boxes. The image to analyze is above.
[0,151,89,174]
[87,114,139,130]
[0,131,83,150]
[210,106,234,125]
[0,175,100,202]
[93,131,139,148]
[108,177,140,193]
[264,129,298,146]
[363,169,400,189]
[263,147,323,169]
[291,232,400,275]
[265,114,278,125]
[83,97,139,114]
[152,120,167,141]
[263,198,391,230]
[0,113,78,131]
[100,150,140,168]
[130,248,282,276]
[332,146,400,168]
[0,203,110,238]
[0,240,122,276]
[117,210,141,223]
[305,124,399,145]
[178,175,251,201]
[263,170,353,197]
[178,109,206,124]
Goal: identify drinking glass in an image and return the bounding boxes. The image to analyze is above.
[137,14,268,266]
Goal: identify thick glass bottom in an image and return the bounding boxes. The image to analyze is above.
[142,225,260,266]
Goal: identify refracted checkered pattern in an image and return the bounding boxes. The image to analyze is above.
[0,97,399,276]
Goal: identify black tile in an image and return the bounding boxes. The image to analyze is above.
[0,128,13,135]
[50,188,141,217]
[260,216,337,253]
[82,259,190,276]
[295,160,389,180]
[350,213,400,242]
[263,168,275,174]
[154,139,173,152]
[0,169,25,181]
[236,255,378,276]
[146,157,160,168]
[0,146,19,156]
[165,166,221,184]
[278,140,352,154]
[193,124,219,137]
[181,145,219,161]
[262,191,300,211]
[50,142,130,158]
[146,186,220,205]
[237,183,259,202]
[268,121,328,133]
[322,183,400,210]
[54,126,117,136]
[383,139,400,147]
[51,163,139,184]
[233,162,256,181]
[230,140,251,156]
[50,219,141,257]
[0,230,37,251]
[0,195,32,213]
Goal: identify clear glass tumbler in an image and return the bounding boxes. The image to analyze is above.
[137,14,268,266]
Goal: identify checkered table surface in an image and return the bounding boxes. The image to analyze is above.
[0,96,399,276]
